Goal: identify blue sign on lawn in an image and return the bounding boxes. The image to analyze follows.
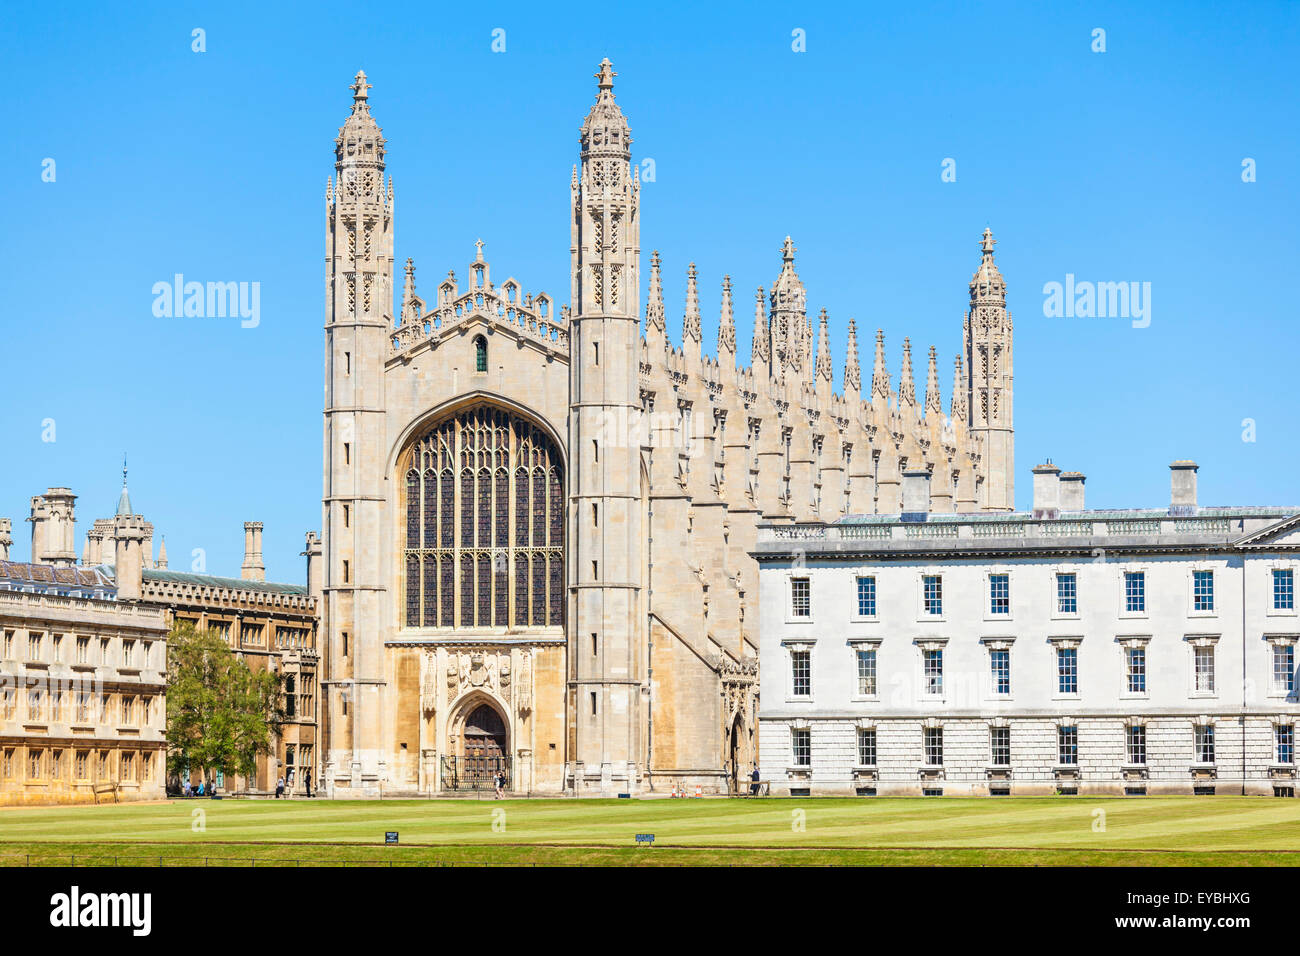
[385,831,399,845]
[635,833,655,845]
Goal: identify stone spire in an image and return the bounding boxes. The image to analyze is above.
[336,70,386,163]
[965,226,1014,510]
[111,455,146,599]
[871,330,890,399]
[717,275,736,359]
[951,354,967,421]
[751,286,769,367]
[683,262,701,345]
[157,536,168,570]
[580,56,631,161]
[925,345,942,415]
[400,257,421,323]
[971,227,1006,306]
[645,250,665,335]
[844,318,861,394]
[769,236,807,382]
[814,308,833,384]
[402,257,416,302]
[899,338,916,406]
[116,455,132,517]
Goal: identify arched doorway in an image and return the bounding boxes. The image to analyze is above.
[728,712,754,795]
[462,703,507,788]
[729,715,743,795]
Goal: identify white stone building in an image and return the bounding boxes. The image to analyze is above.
[755,461,1300,796]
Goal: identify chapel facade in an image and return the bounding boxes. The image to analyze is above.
[317,60,1014,796]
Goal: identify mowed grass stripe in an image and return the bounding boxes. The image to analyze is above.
[1,841,1298,867]
[0,797,1297,853]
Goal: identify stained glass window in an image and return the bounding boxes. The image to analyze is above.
[402,405,565,628]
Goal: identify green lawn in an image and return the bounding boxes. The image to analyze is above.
[1,796,1297,866]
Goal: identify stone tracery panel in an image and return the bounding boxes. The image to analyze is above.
[402,405,564,628]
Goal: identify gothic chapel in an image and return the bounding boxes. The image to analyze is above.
[317,60,1014,796]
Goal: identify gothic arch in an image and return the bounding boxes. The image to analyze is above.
[447,689,511,755]
[387,391,568,476]
[397,400,566,630]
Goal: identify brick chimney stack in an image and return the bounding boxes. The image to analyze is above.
[241,522,265,582]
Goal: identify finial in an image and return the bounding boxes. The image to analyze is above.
[683,263,701,343]
[718,275,736,356]
[351,70,371,105]
[116,454,133,518]
[951,354,967,421]
[781,236,796,264]
[980,227,995,256]
[899,338,915,405]
[402,258,417,317]
[646,251,665,333]
[596,58,616,95]
[751,286,770,366]
[871,330,890,399]
[474,239,485,262]
[815,308,833,383]
[925,345,942,414]
[844,318,861,393]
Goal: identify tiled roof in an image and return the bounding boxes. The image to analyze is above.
[141,569,308,595]
[0,560,116,590]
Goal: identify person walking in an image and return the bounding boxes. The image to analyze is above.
[494,769,505,799]
[275,775,285,799]
[750,764,760,796]
[304,769,313,799]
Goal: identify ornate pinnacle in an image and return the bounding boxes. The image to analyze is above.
[646,251,665,333]
[970,226,1006,304]
[951,354,968,421]
[402,258,417,316]
[595,58,616,96]
[718,275,736,356]
[981,226,995,256]
[925,345,942,414]
[351,70,371,107]
[781,236,796,264]
[751,286,770,365]
[815,308,833,383]
[683,263,701,342]
[899,338,916,405]
[844,318,861,393]
[871,330,890,399]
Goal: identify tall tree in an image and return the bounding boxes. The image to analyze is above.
[165,622,284,785]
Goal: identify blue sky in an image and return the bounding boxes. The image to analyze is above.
[1,1,1297,582]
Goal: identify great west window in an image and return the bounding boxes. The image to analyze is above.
[402,405,565,629]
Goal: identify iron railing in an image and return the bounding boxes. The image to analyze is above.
[440,755,511,791]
